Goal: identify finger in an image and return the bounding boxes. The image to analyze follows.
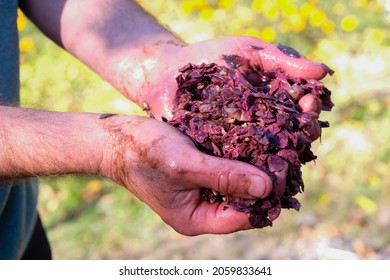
[259,45,328,80]
[177,200,253,235]
[298,93,322,114]
[241,38,332,80]
[178,148,273,200]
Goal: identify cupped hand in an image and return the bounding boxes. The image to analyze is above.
[115,36,332,129]
[106,37,332,231]
[101,115,273,235]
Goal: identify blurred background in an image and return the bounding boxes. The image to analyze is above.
[18,0,390,259]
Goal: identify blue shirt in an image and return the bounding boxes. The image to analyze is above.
[0,0,39,259]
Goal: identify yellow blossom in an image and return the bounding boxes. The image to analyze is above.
[280,3,297,17]
[341,15,359,32]
[180,0,208,14]
[180,1,194,14]
[309,8,327,27]
[199,7,214,20]
[260,26,277,42]
[252,0,279,22]
[321,19,335,34]
[365,28,385,45]
[219,0,235,10]
[264,5,279,21]
[17,16,27,32]
[300,3,314,17]
[356,195,378,214]
[245,27,260,38]
[251,0,264,13]
[193,0,207,9]
[289,13,306,32]
[276,0,295,6]
[19,37,34,53]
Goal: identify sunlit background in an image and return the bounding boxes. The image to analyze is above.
[18,0,390,259]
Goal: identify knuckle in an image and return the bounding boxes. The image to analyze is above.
[214,164,249,195]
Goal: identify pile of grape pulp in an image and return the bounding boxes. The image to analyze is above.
[167,53,334,228]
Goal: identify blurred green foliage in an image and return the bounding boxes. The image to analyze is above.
[17,0,390,259]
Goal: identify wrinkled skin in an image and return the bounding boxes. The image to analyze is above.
[102,115,273,235]
[108,37,331,234]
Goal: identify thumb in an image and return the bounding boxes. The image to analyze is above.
[179,149,273,199]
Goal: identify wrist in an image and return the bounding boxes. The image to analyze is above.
[97,114,147,185]
[0,107,111,179]
[58,0,184,107]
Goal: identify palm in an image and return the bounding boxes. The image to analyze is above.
[138,36,330,120]
[107,37,332,234]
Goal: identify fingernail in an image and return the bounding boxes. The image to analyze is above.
[277,43,301,58]
[248,44,264,50]
[321,63,335,76]
[248,175,269,198]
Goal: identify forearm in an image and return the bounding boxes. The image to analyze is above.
[19,0,183,105]
[0,106,109,179]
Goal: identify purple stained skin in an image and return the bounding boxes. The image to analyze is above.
[277,44,301,58]
[222,54,244,68]
[168,56,333,228]
[99,113,117,119]
[248,44,264,50]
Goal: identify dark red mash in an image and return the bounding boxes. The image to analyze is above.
[167,53,334,228]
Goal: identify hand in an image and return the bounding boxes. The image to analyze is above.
[100,115,273,235]
[114,36,332,127]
